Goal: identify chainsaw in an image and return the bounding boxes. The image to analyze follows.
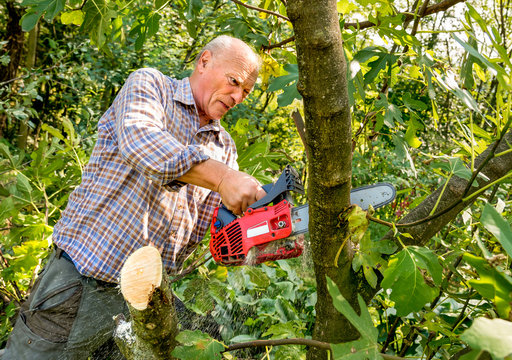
[210,165,396,266]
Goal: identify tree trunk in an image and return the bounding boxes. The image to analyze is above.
[114,246,179,359]
[17,25,39,150]
[0,0,25,138]
[286,2,356,359]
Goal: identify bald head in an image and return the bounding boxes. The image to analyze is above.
[195,35,261,73]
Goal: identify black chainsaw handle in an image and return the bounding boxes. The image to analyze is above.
[214,165,304,229]
[248,165,304,209]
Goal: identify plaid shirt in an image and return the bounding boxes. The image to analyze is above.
[53,68,238,283]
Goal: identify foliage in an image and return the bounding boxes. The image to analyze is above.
[460,318,512,358]
[327,276,383,360]
[1,0,512,358]
[171,330,225,360]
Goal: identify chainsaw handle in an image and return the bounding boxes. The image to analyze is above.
[248,165,304,210]
[214,165,304,229]
[215,183,273,228]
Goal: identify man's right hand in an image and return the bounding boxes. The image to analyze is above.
[216,168,267,215]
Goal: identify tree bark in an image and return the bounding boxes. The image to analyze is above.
[114,246,179,359]
[385,129,512,246]
[17,25,39,150]
[0,0,25,138]
[286,2,356,359]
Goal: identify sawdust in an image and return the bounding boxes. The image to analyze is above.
[242,236,304,266]
[113,316,135,344]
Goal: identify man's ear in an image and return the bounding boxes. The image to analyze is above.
[198,50,212,72]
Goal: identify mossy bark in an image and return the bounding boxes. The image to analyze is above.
[286,1,358,359]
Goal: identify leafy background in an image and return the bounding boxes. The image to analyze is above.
[1,0,512,359]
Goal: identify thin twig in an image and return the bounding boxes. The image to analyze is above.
[462,117,511,197]
[343,0,466,30]
[171,250,212,283]
[230,0,290,22]
[262,36,295,50]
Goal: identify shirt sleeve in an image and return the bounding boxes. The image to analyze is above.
[113,68,209,188]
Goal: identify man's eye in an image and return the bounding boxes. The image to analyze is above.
[229,77,238,85]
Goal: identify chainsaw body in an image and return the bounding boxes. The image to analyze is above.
[210,165,396,266]
[210,166,304,266]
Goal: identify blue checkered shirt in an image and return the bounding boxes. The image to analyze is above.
[53,68,238,283]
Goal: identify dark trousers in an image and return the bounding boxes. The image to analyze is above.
[2,249,129,360]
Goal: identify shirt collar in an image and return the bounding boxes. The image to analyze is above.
[174,77,222,135]
[172,77,196,106]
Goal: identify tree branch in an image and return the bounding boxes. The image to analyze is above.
[225,337,408,360]
[380,128,512,245]
[230,0,290,22]
[262,36,295,50]
[343,0,466,30]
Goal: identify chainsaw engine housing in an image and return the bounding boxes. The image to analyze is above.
[210,199,303,265]
[210,166,305,266]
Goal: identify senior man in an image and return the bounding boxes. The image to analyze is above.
[3,35,265,359]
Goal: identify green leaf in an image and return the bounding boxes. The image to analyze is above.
[61,10,84,26]
[352,232,391,288]
[460,317,512,358]
[460,37,479,89]
[464,253,512,318]
[364,53,395,85]
[244,266,271,289]
[277,83,301,107]
[404,119,422,148]
[0,197,16,222]
[80,0,117,47]
[381,247,441,316]
[21,12,41,32]
[20,0,66,30]
[431,158,472,180]
[0,143,15,168]
[16,173,33,195]
[182,278,215,315]
[172,330,225,360]
[337,0,358,14]
[392,134,417,177]
[326,276,383,360]
[481,203,512,258]
[449,158,472,180]
[403,93,427,111]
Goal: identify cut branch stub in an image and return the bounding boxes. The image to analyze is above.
[120,246,163,310]
[115,245,179,359]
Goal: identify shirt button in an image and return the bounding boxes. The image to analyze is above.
[170,230,177,237]
[176,205,183,211]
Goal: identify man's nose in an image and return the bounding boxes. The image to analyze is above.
[232,88,244,105]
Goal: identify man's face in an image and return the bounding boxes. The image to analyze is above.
[194,49,259,122]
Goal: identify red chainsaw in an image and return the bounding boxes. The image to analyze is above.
[210,166,395,266]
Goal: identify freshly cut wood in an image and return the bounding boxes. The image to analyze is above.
[120,246,163,310]
[114,246,178,360]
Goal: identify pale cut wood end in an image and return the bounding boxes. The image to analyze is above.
[120,246,163,311]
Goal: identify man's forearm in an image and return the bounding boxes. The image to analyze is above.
[177,159,266,214]
[176,159,230,193]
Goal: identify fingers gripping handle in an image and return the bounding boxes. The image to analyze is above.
[214,166,303,229]
[214,183,273,229]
